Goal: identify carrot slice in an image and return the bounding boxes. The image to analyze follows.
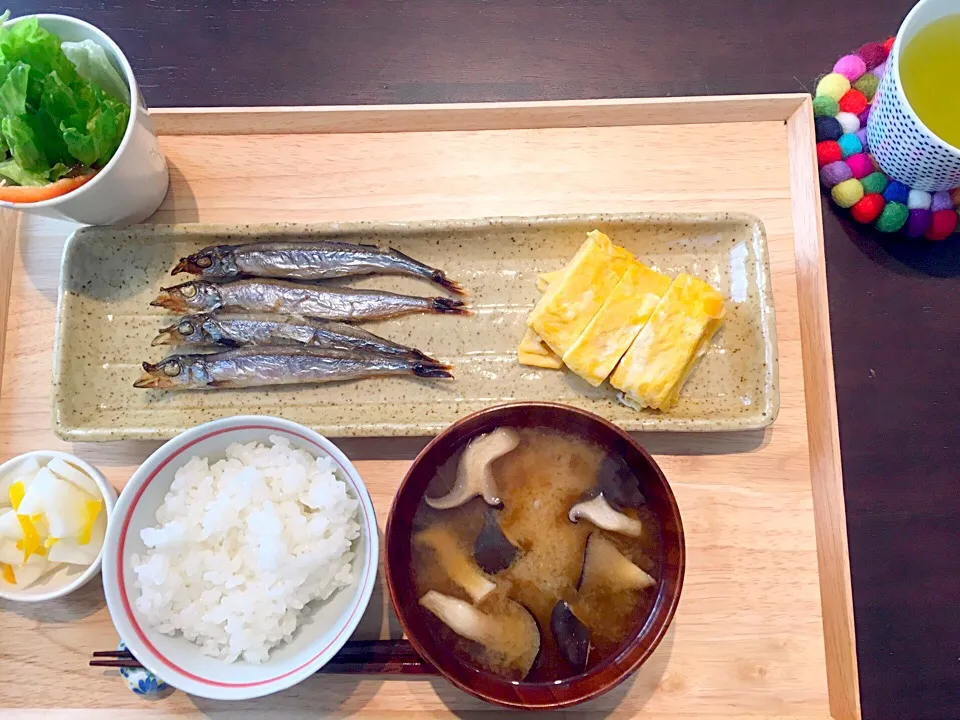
[0,172,98,204]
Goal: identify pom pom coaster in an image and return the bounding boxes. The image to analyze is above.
[816,39,959,240]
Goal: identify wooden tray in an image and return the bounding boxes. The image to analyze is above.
[0,95,859,719]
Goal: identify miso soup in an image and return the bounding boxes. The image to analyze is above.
[410,427,661,682]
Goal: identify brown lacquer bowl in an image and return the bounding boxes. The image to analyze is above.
[384,402,685,710]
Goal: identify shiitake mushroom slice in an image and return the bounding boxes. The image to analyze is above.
[414,525,496,603]
[597,455,646,510]
[550,599,591,673]
[473,509,521,574]
[425,428,520,510]
[419,590,541,679]
[578,532,656,595]
[568,494,643,537]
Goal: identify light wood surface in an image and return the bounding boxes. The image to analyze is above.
[151,95,807,135]
[0,211,16,394]
[0,97,857,719]
[786,99,860,720]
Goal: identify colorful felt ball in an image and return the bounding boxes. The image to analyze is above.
[860,172,888,195]
[907,189,932,210]
[905,208,932,238]
[931,191,953,212]
[846,153,874,179]
[837,112,860,134]
[812,95,840,118]
[820,160,853,187]
[838,89,868,115]
[818,37,960,239]
[838,133,862,158]
[815,116,843,142]
[855,128,869,150]
[820,160,853,188]
[851,194,885,223]
[816,73,851,101]
[832,178,864,208]
[858,41,888,70]
[817,141,843,167]
[883,180,910,205]
[852,72,880,100]
[926,210,958,240]
[875,202,909,232]
[834,54,867,81]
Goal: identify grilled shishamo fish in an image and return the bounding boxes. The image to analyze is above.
[134,346,453,390]
[172,241,466,295]
[151,279,470,321]
[152,314,438,361]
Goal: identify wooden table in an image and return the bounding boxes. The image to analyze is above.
[3,2,958,719]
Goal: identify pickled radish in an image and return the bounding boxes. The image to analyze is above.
[0,455,105,587]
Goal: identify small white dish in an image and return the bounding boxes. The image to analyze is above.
[101,415,379,701]
[0,450,116,602]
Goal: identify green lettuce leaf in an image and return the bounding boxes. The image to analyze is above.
[0,156,47,186]
[0,16,80,86]
[0,13,131,186]
[0,62,28,116]
[60,88,128,167]
[0,158,68,186]
[2,114,46,171]
[61,39,128,102]
[41,70,84,122]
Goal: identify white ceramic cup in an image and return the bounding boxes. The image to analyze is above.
[866,0,960,192]
[0,14,168,224]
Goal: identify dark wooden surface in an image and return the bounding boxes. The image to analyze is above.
[9,2,959,718]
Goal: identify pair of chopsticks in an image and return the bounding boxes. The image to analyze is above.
[91,639,436,676]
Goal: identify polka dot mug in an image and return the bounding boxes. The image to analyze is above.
[867,0,960,192]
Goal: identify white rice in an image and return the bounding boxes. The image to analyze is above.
[131,435,361,664]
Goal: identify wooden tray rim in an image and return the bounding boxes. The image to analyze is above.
[0,94,858,720]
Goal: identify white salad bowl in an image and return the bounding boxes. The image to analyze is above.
[0,450,116,602]
[0,14,168,224]
[101,415,379,701]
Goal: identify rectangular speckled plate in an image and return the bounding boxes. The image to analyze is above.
[52,213,778,440]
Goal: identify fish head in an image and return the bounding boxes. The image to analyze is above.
[150,282,221,313]
[172,246,237,278]
[134,357,196,389]
[151,316,210,346]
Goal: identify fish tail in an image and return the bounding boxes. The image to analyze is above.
[412,363,454,379]
[390,247,467,296]
[431,270,468,296]
[430,297,472,315]
[408,348,444,364]
[413,354,453,371]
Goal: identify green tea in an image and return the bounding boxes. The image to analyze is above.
[899,14,960,148]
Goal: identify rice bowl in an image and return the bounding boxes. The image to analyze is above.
[131,436,361,665]
[102,416,378,701]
